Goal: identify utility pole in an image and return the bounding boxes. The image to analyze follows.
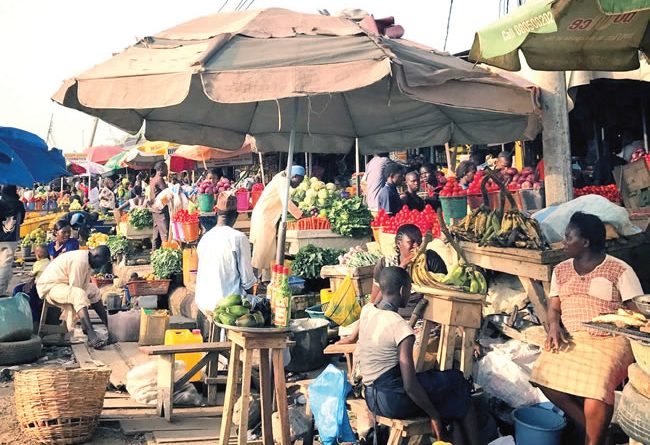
[528,71,573,205]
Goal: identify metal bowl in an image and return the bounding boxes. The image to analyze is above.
[633,295,650,317]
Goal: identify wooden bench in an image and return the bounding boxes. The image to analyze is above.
[140,342,232,421]
[347,398,432,445]
[324,343,357,382]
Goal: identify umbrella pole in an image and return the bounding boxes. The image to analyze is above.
[258,152,266,185]
[275,99,298,267]
[355,138,361,196]
[642,103,648,152]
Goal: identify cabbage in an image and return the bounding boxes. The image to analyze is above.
[298,182,309,192]
[326,183,336,191]
[311,181,325,191]
[309,176,319,183]
[317,198,327,207]
[304,196,315,206]
[305,189,317,199]
[317,189,329,200]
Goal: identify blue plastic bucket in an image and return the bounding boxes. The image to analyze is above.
[512,406,566,445]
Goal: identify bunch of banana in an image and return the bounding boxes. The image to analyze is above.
[411,253,487,294]
[451,206,493,242]
[489,209,545,249]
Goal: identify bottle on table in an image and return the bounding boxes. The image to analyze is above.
[273,266,292,328]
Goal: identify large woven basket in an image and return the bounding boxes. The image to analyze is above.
[15,367,111,445]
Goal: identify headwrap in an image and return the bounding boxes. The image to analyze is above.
[291,165,306,177]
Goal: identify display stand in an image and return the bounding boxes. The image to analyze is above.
[412,287,484,376]
[219,328,292,445]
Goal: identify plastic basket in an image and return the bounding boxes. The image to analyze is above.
[182,221,200,243]
[126,279,171,296]
[440,196,468,220]
[467,193,483,210]
[197,193,215,212]
[91,276,113,287]
[305,303,336,328]
[236,190,250,211]
[15,367,111,445]
[251,190,263,208]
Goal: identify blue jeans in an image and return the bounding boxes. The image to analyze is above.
[365,366,471,421]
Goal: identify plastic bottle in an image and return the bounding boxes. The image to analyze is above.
[274,266,292,328]
[164,329,204,382]
[268,264,279,312]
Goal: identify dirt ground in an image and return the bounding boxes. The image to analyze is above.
[0,382,145,445]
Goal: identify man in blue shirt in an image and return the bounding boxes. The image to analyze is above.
[377,163,404,215]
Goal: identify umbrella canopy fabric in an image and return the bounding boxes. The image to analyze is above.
[0,127,69,186]
[104,151,128,171]
[84,145,125,164]
[173,139,253,162]
[469,0,650,71]
[67,160,107,175]
[121,145,165,169]
[53,8,541,154]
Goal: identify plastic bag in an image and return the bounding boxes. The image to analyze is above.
[533,195,641,244]
[476,340,547,408]
[126,360,188,405]
[308,365,356,445]
[324,274,360,327]
[0,293,33,342]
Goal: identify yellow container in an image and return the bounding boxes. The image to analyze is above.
[138,309,169,346]
[182,247,199,288]
[164,329,204,382]
[320,288,333,305]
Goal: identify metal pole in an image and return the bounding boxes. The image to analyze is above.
[355,139,361,196]
[258,152,266,184]
[642,103,648,152]
[275,98,298,266]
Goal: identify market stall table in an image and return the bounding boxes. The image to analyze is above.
[284,229,370,256]
[458,232,650,327]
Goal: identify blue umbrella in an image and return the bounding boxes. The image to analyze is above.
[0,127,69,186]
[0,140,35,187]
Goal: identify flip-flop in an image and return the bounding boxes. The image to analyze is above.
[105,336,118,346]
[87,338,107,350]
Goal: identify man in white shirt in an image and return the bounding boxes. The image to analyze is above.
[195,194,257,314]
[88,179,100,210]
[36,246,113,349]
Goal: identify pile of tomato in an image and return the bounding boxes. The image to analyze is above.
[438,177,467,198]
[573,184,621,203]
[466,171,500,196]
[372,204,441,238]
[173,209,200,224]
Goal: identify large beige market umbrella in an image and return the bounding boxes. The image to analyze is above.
[53,8,541,155]
[52,8,542,263]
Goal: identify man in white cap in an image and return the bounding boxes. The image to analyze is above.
[250,165,304,281]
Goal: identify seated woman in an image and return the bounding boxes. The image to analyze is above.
[117,185,147,212]
[48,220,80,259]
[359,266,479,445]
[338,224,447,344]
[530,212,643,445]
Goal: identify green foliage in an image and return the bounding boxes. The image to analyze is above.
[151,248,182,279]
[290,244,344,280]
[129,208,153,229]
[326,196,372,238]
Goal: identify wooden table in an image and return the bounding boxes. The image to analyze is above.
[458,232,650,327]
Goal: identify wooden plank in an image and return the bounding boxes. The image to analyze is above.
[153,428,220,443]
[258,349,273,445]
[118,342,154,368]
[218,342,240,444]
[237,349,254,445]
[414,320,434,373]
[461,249,553,282]
[92,344,134,388]
[519,278,549,328]
[141,342,231,356]
[120,417,218,435]
[459,241,566,264]
[71,343,103,368]
[324,344,357,354]
[101,406,222,421]
[157,354,175,421]
[272,348,291,445]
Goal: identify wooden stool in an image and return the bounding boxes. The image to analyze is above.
[219,329,292,445]
[414,292,483,376]
[139,342,232,421]
[37,300,67,342]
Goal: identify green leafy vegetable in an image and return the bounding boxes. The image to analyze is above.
[129,208,153,229]
[106,235,131,258]
[326,196,372,238]
[151,248,182,279]
[291,244,344,280]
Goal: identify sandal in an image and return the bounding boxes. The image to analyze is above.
[87,337,107,350]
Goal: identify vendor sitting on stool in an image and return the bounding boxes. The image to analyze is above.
[359,267,480,445]
[36,246,114,349]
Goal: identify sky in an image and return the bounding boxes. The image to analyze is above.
[0,0,518,152]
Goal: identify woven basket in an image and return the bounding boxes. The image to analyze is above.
[126,279,171,296]
[15,367,111,445]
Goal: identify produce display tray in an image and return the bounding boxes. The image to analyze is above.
[583,322,650,343]
[214,322,291,334]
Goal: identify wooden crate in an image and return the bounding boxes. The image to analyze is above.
[119,222,153,239]
[320,264,375,297]
[284,229,370,255]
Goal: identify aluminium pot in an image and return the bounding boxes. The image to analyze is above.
[285,318,330,372]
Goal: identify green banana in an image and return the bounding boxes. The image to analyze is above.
[473,270,487,294]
